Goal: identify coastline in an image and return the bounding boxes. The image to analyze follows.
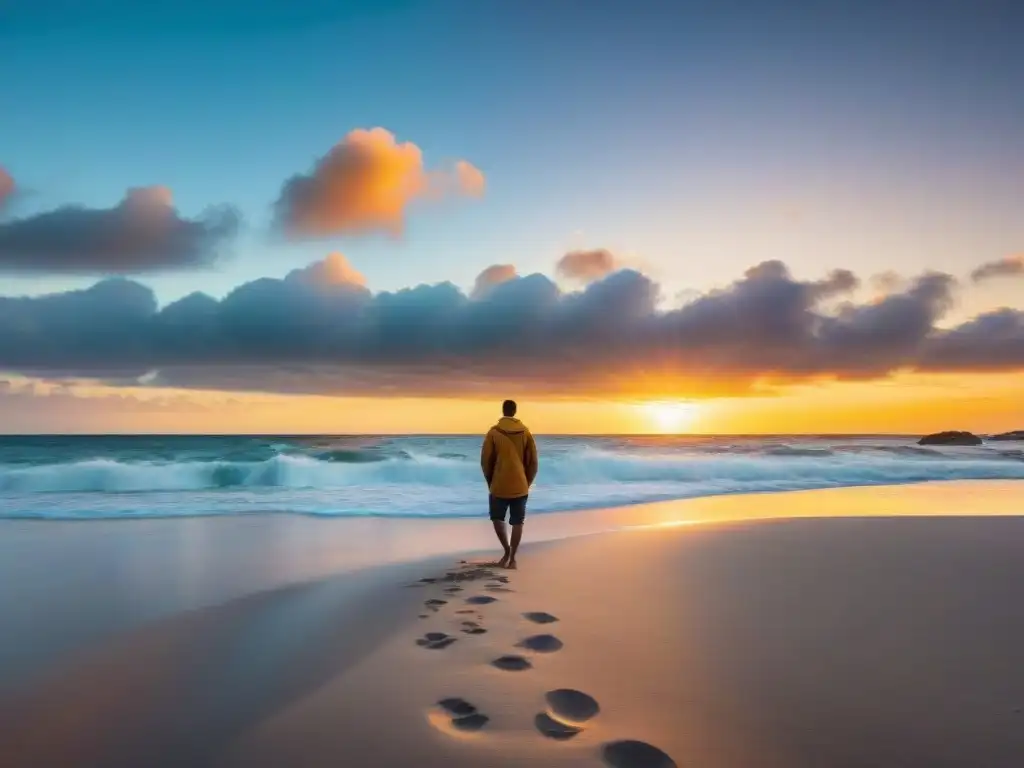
[1,481,1023,765]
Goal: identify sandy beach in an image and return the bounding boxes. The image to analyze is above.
[2,481,1023,767]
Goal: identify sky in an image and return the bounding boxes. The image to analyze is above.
[0,0,1022,434]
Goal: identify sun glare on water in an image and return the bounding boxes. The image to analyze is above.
[637,401,699,434]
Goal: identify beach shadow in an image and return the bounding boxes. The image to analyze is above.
[0,560,434,768]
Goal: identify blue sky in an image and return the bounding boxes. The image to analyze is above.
[1,1,1023,433]
[2,0,1022,317]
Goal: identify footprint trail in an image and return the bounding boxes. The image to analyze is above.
[413,558,678,766]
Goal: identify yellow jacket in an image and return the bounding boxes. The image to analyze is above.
[481,417,538,499]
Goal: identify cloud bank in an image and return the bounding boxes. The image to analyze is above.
[1,255,1021,398]
[272,128,485,239]
[0,186,239,273]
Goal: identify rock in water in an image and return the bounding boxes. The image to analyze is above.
[918,431,982,446]
[990,430,1024,441]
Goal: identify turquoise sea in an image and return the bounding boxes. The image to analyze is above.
[2,434,1023,519]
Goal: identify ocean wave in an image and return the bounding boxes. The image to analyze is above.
[314,448,399,463]
[763,446,836,457]
[2,442,1024,498]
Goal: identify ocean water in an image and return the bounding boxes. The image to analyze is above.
[1,434,1023,520]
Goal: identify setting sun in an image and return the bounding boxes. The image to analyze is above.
[638,401,700,433]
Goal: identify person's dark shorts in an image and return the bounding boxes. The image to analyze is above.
[489,494,528,526]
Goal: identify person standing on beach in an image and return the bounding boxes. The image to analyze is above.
[481,399,539,569]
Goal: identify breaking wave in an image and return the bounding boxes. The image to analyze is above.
[0,434,1021,519]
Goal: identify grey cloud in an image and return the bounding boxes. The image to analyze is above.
[812,268,859,299]
[971,256,1024,283]
[919,308,1024,372]
[0,186,239,273]
[869,270,907,295]
[0,258,1018,398]
[816,272,955,376]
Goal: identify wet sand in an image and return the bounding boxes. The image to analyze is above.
[1,481,1023,766]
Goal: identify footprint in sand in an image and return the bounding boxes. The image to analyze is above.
[432,698,490,733]
[523,611,559,624]
[466,595,498,605]
[460,620,487,635]
[485,584,514,593]
[424,598,448,613]
[517,634,563,653]
[491,655,532,671]
[534,689,600,741]
[547,689,600,723]
[447,565,500,583]
[534,713,582,740]
[601,740,677,768]
[532,712,581,741]
[444,586,464,594]
[416,632,458,650]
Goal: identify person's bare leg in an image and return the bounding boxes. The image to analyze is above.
[507,524,523,569]
[491,520,511,567]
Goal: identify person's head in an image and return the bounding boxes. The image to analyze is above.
[502,399,517,418]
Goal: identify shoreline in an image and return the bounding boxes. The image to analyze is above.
[2,476,1023,524]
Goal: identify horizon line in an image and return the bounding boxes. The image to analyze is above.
[0,431,996,438]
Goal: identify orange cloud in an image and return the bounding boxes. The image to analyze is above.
[556,248,618,284]
[471,264,517,299]
[0,167,13,208]
[273,128,485,238]
[122,185,174,213]
[288,253,367,288]
[453,160,486,197]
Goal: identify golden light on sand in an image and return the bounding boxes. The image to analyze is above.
[637,400,699,433]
